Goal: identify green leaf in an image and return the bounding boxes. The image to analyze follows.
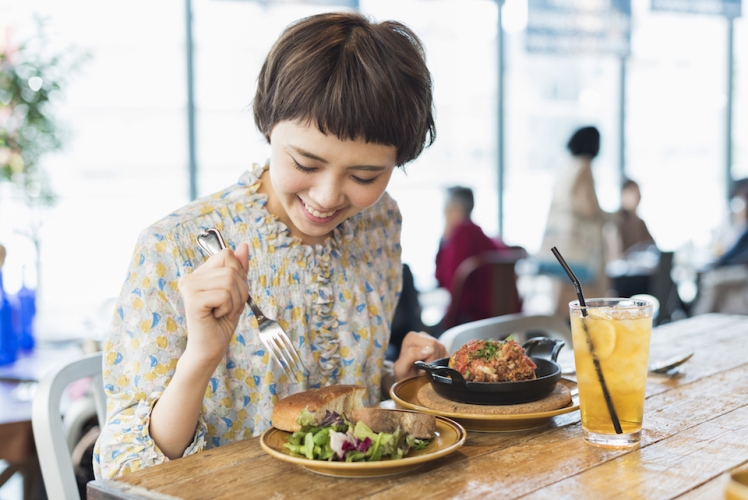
[312,428,330,446]
[303,432,315,460]
[296,407,316,428]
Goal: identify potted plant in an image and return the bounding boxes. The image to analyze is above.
[0,20,88,290]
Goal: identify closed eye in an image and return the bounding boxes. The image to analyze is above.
[352,176,378,185]
[292,154,379,185]
[291,157,316,173]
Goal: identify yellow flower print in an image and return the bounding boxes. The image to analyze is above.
[156,262,167,277]
[166,318,177,332]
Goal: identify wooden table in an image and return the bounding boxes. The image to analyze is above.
[88,314,748,499]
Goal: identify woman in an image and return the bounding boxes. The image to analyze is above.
[538,126,610,315]
[94,12,447,479]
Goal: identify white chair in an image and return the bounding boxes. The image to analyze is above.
[32,352,105,500]
[438,313,572,354]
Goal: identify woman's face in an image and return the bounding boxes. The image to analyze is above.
[621,185,641,212]
[263,120,397,246]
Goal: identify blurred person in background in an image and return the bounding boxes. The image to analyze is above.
[711,178,748,260]
[714,178,748,267]
[691,178,748,315]
[435,186,512,328]
[537,126,611,316]
[616,179,656,253]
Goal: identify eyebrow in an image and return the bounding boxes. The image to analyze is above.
[289,146,388,172]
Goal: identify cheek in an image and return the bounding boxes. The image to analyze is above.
[271,165,308,196]
[347,169,395,210]
[348,184,389,210]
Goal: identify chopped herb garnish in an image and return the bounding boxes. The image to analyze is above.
[473,340,501,361]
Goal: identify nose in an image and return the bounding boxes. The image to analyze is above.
[308,175,344,209]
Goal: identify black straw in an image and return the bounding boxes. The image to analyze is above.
[551,247,623,435]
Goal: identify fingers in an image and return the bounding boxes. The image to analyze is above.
[180,267,248,320]
[200,248,248,279]
[420,340,448,364]
[234,243,250,273]
[180,242,253,333]
[394,332,448,381]
[199,289,238,320]
[402,332,446,359]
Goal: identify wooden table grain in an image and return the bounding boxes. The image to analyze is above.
[88,314,748,500]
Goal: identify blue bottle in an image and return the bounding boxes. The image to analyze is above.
[17,280,35,351]
[17,267,35,351]
[0,271,17,366]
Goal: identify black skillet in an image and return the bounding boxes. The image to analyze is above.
[414,337,565,405]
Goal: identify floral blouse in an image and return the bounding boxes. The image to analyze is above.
[93,163,402,479]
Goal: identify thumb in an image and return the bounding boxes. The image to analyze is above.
[234,242,250,273]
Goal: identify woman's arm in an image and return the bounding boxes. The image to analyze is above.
[148,354,219,459]
[95,231,249,478]
[149,245,249,459]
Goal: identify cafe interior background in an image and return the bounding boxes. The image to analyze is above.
[0,0,746,496]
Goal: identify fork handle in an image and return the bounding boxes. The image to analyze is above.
[246,297,266,323]
[197,228,266,323]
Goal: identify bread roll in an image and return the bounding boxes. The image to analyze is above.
[350,408,435,439]
[271,385,366,432]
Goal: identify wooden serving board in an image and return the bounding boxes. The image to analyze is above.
[416,380,572,415]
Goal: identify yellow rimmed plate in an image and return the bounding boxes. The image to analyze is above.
[260,413,466,478]
[390,376,580,433]
[727,464,748,499]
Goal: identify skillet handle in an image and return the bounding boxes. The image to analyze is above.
[523,337,565,362]
[414,360,468,388]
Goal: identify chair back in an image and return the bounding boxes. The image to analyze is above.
[440,249,525,331]
[439,313,572,354]
[650,251,679,324]
[32,352,105,500]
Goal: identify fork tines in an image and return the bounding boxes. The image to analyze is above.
[263,330,307,381]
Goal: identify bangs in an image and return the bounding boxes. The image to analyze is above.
[254,14,435,166]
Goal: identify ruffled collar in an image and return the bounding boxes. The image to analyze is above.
[237,163,355,256]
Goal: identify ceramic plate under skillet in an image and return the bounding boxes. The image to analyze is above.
[415,337,564,405]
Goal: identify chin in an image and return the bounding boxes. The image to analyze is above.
[291,215,336,238]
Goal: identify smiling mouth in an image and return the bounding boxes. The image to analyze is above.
[301,199,337,219]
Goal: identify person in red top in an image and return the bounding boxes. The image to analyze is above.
[435,186,510,329]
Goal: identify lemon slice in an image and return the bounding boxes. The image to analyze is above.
[585,319,617,360]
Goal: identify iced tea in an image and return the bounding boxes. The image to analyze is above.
[570,298,653,447]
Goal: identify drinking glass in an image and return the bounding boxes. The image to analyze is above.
[570,298,653,447]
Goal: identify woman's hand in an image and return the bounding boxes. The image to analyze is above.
[393,331,448,381]
[178,244,250,370]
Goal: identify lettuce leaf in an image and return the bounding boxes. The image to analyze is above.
[352,421,379,442]
[283,412,432,462]
[297,407,317,428]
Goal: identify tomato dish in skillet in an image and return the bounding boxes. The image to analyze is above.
[448,339,537,383]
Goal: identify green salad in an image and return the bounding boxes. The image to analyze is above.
[283,409,431,462]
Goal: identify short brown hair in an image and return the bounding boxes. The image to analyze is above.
[253,12,435,166]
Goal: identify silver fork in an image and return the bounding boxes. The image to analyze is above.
[196,227,308,381]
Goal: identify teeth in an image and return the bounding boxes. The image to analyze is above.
[304,201,335,219]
